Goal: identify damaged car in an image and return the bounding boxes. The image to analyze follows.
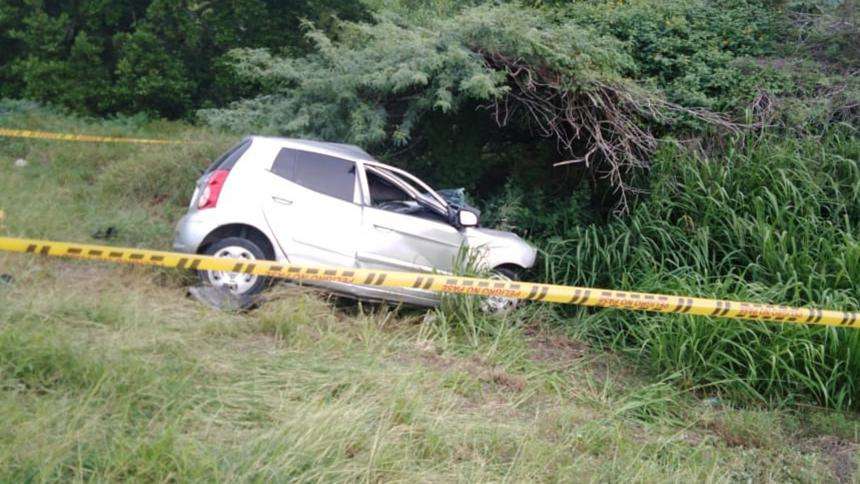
[173,136,537,310]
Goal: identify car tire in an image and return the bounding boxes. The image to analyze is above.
[480,266,522,315]
[198,236,270,296]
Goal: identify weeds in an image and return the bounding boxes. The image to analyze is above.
[542,132,860,410]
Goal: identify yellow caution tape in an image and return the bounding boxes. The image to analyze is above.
[0,128,187,145]
[0,236,857,328]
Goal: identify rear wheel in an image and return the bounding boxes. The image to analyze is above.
[480,266,521,315]
[199,236,269,296]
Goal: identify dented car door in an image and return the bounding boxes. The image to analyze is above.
[358,166,465,274]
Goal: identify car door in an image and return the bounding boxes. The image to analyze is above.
[263,147,362,268]
[357,166,465,274]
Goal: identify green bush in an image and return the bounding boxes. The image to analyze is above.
[541,131,860,409]
[0,0,369,118]
[566,0,785,111]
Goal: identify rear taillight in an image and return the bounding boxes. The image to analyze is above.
[197,169,229,209]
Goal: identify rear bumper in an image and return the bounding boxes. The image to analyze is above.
[172,212,213,254]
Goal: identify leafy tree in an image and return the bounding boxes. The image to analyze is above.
[0,0,369,117]
[202,3,737,210]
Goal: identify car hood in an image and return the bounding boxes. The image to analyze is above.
[465,227,524,245]
[463,227,537,269]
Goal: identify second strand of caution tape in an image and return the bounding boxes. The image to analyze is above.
[0,128,188,145]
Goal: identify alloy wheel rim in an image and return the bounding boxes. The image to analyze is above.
[205,246,258,295]
[480,271,518,314]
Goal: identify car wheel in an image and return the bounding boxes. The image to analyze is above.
[480,267,521,315]
[199,236,269,296]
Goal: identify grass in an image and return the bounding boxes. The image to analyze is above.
[541,132,860,411]
[1,259,858,481]
[0,103,858,481]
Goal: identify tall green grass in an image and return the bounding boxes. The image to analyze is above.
[543,132,860,410]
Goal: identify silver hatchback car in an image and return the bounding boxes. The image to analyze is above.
[173,136,536,308]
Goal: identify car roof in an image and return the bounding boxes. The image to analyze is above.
[250,135,375,162]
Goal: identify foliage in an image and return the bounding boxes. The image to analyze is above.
[0,0,368,118]
[540,132,860,409]
[204,3,748,211]
[564,0,785,111]
[202,4,632,138]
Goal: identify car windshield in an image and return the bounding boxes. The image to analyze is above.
[434,188,468,208]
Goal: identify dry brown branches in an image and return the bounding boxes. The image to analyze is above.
[479,51,743,213]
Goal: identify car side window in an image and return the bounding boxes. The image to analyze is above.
[366,170,412,207]
[366,170,449,223]
[271,148,356,203]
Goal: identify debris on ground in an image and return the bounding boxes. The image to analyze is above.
[0,274,13,286]
[92,226,118,240]
[13,158,28,168]
[187,285,258,311]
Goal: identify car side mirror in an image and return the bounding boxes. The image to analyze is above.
[458,209,479,227]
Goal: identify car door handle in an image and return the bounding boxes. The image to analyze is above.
[272,196,293,206]
[373,224,396,233]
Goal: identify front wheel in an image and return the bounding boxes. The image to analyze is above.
[198,236,269,296]
[480,267,521,315]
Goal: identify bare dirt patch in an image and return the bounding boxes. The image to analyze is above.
[526,330,588,364]
[801,436,858,484]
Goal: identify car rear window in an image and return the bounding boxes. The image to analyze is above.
[204,138,251,175]
[271,148,356,203]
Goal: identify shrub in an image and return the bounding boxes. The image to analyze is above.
[541,131,860,409]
